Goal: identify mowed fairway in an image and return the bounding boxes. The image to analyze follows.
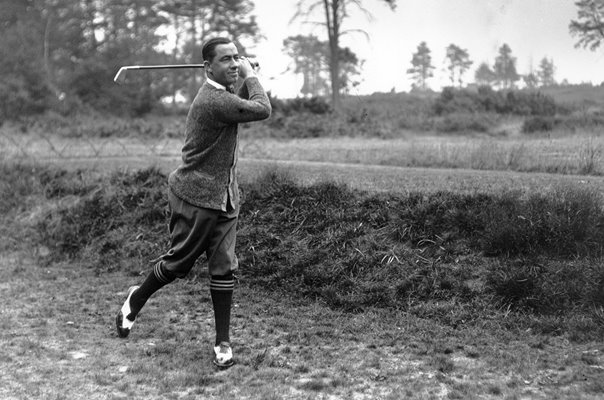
[1,136,604,399]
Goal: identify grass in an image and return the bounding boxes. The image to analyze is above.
[5,164,604,320]
[2,86,604,177]
[238,133,604,176]
[2,254,603,399]
[3,130,604,184]
[2,161,604,398]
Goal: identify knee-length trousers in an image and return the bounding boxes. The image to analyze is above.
[158,189,239,280]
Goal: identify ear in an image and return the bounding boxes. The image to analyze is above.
[204,60,211,74]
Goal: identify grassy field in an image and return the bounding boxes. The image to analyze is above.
[1,161,604,399]
[2,123,603,176]
[3,85,604,176]
[239,133,604,176]
[1,86,604,398]
[2,250,603,399]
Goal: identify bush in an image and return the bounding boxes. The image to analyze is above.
[433,87,482,115]
[5,165,601,333]
[37,167,168,269]
[434,86,559,117]
[481,187,604,257]
[506,91,558,116]
[0,162,43,214]
[278,114,331,138]
[522,116,557,133]
[522,112,604,134]
[434,112,498,133]
[487,259,604,313]
[270,96,331,115]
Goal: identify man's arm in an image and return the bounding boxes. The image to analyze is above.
[215,58,271,123]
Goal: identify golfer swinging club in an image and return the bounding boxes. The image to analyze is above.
[116,36,271,368]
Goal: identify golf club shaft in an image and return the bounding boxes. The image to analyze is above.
[125,64,205,70]
[113,61,258,83]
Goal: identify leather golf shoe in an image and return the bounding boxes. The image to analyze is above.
[116,286,139,338]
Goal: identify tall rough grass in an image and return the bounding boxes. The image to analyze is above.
[3,163,604,338]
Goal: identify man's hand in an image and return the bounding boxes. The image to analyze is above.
[238,57,258,79]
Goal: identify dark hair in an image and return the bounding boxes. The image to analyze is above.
[202,37,233,62]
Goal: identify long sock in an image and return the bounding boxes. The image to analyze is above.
[210,274,235,346]
[128,262,174,321]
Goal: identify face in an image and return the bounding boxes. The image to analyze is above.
[205,42,240,87]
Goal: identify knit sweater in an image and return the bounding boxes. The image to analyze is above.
[168,76,271,211]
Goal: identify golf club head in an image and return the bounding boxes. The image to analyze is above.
[113,67,129,84]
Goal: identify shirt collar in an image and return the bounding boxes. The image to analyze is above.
[206,77,226,91]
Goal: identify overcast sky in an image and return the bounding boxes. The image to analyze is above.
[248,0,604,98]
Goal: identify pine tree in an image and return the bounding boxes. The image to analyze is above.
[407,41,434,91]
[570,0,604,51]
[537,57,556,87]
[445,44,473,88]
[493,44,519,89]
[474,62,495,87]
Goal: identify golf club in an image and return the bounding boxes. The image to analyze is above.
[113,59,259,84]
[113,64,204,84]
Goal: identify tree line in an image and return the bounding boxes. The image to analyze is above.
[0,0,262,119]
[406,42,558,92]
[0,0,602,121]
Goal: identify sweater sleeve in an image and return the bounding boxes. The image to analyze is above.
[215,77,271,124]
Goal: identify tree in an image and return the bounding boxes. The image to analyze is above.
[493,43,519,89]
[474,62,496,86]
[336,46,362,94]
[523,72,539,89]
[537,57,556,87]
[569,0,604,51]
[292,0,397,111]
[0,0,262,117]
[158,0,260,102]
[444,44,473,88]
[407,41,434,91]
[283,35,329,97]
[0,1,51,118]
[283,34,362,97]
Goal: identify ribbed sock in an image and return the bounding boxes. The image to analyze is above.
[127,262,174,321]
[210,274,235,345]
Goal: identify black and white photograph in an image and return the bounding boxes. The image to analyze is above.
[1,0,604,398]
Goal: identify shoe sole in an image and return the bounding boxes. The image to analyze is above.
[213,358,235,369]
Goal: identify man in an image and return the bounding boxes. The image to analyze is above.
[115,36,271,368]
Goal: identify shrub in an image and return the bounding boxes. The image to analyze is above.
[433,87,482,115]
[434,112,497,133]
[481,186,604,257]
[558,113,604,131]
[522,116,557,133]
[280,114,331,138]
[271,96,331,115]
[8,165,602,333]
[0,162,43,214]
[486,259,604,313]
[434,86,559,117]
[37,167,168,267]
[504,91,558,116]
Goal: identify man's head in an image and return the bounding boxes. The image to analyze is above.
[202,37,240,87]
